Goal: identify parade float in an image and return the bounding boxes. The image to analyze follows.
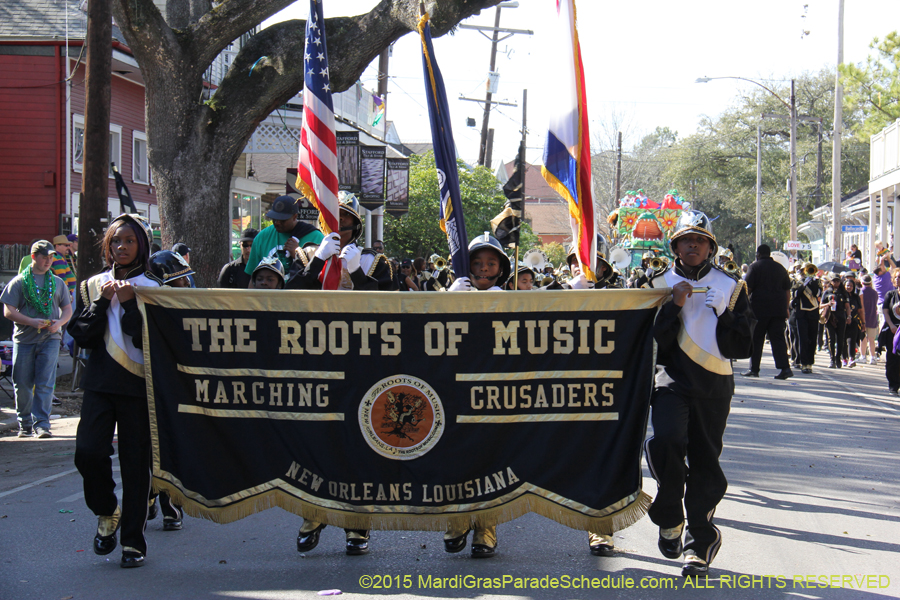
[606,189,689,270]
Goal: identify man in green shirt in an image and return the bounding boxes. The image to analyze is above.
[1,241,72,438]
[244,196,323,276]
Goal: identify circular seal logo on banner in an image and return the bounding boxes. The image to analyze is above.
[359,375,444,460]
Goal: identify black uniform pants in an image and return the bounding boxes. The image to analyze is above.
[826,319,847,363]
[788,314,800,363]
[884,332,900,392]
[749,316,790,372]
[75,389,151,555]
[645,388,731,565]
[846,322,860,361]
[796,315,819,366]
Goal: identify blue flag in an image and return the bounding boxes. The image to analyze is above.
[418,15,469,278]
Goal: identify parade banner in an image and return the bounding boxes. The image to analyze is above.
[359,145,386,209]
[385,158,410,217]
[138,288,667,534]
[336,131,360,193]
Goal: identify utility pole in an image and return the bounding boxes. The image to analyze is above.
[458,3,532,168]
[615,131,622,205]
[477,6,502,167]
[79,0,112,281]
[756,125,762,248]
[833,0,845,262]
[376,48,390,122]
[816,122,823,207]
[790,80,798,246]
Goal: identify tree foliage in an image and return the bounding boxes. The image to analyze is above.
[539,241,567,270]
[383,152,537,260]
[840,31,900,140]
[646,70,869,262]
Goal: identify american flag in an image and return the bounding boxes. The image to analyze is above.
[297,0,340,290]
[541,0,597,282]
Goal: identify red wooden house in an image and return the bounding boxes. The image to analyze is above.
[0,0,156,257]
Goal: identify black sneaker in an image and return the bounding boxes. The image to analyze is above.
[740,370,759,377]
[35,427,52,439]
[17,427,33,438]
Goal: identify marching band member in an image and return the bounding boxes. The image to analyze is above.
[68,214,161,568]
[505,265,536,290]
[291,193,394,556]
[562,235,623,291]
[286,193,393,292]
[554,234,621,555]
[791,264,821,374]
[644,211,752,577]
[144,250,197,532]
[442,232,511,557]
[250,257,286,290]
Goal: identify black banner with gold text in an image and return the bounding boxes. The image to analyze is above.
[137,289,668,533]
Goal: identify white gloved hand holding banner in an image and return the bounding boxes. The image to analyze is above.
[705,287,727,316]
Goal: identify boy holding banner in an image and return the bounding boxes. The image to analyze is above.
[644,211,752,577]
[442,232,511,557]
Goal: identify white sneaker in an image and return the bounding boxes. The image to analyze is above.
[870,357,878,365]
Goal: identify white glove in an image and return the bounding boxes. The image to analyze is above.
[448,277,473,292]
[705,287,727,316]
[569,273,591,290]
[340,243,362,273]
[315,232,341,261]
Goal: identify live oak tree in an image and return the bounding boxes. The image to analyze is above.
[654,70,869,261]
[108,0,503,285]
[840,31,900,141]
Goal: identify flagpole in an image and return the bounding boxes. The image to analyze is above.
[515,89,527,289]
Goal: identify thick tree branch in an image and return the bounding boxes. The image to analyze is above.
[189,0,296,69]
[206,0,502,170]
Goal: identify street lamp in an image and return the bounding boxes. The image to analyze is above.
[696,76,798,251]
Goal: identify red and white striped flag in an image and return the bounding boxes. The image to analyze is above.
[297,0,340,290]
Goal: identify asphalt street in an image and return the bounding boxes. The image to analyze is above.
[1,347,898,600]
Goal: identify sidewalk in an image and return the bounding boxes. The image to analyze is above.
[0,350,77,432]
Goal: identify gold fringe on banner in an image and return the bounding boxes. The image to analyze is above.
[152,476,652,534]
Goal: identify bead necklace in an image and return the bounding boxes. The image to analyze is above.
[22,266,55,318]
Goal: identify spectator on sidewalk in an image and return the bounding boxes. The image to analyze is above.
[57,235,77,278]
[0,240,72,438]
[52,235,77,299]
[244,195,323,278]
[862,274,879,363]
[217,228,258,289]
[743,244,792,380]
[880,269,900,395]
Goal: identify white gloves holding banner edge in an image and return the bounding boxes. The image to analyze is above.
[448,277,472,292]
[340,243,361,273]
[315,232,341,261]
[705,287,727,316]
[569,273,591,289]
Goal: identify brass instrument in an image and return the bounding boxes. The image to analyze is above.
[432,256,448,270]
[648,256,669,271]
[803,263,818,277]
[723,260,740,275]
[556,268,572,283]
